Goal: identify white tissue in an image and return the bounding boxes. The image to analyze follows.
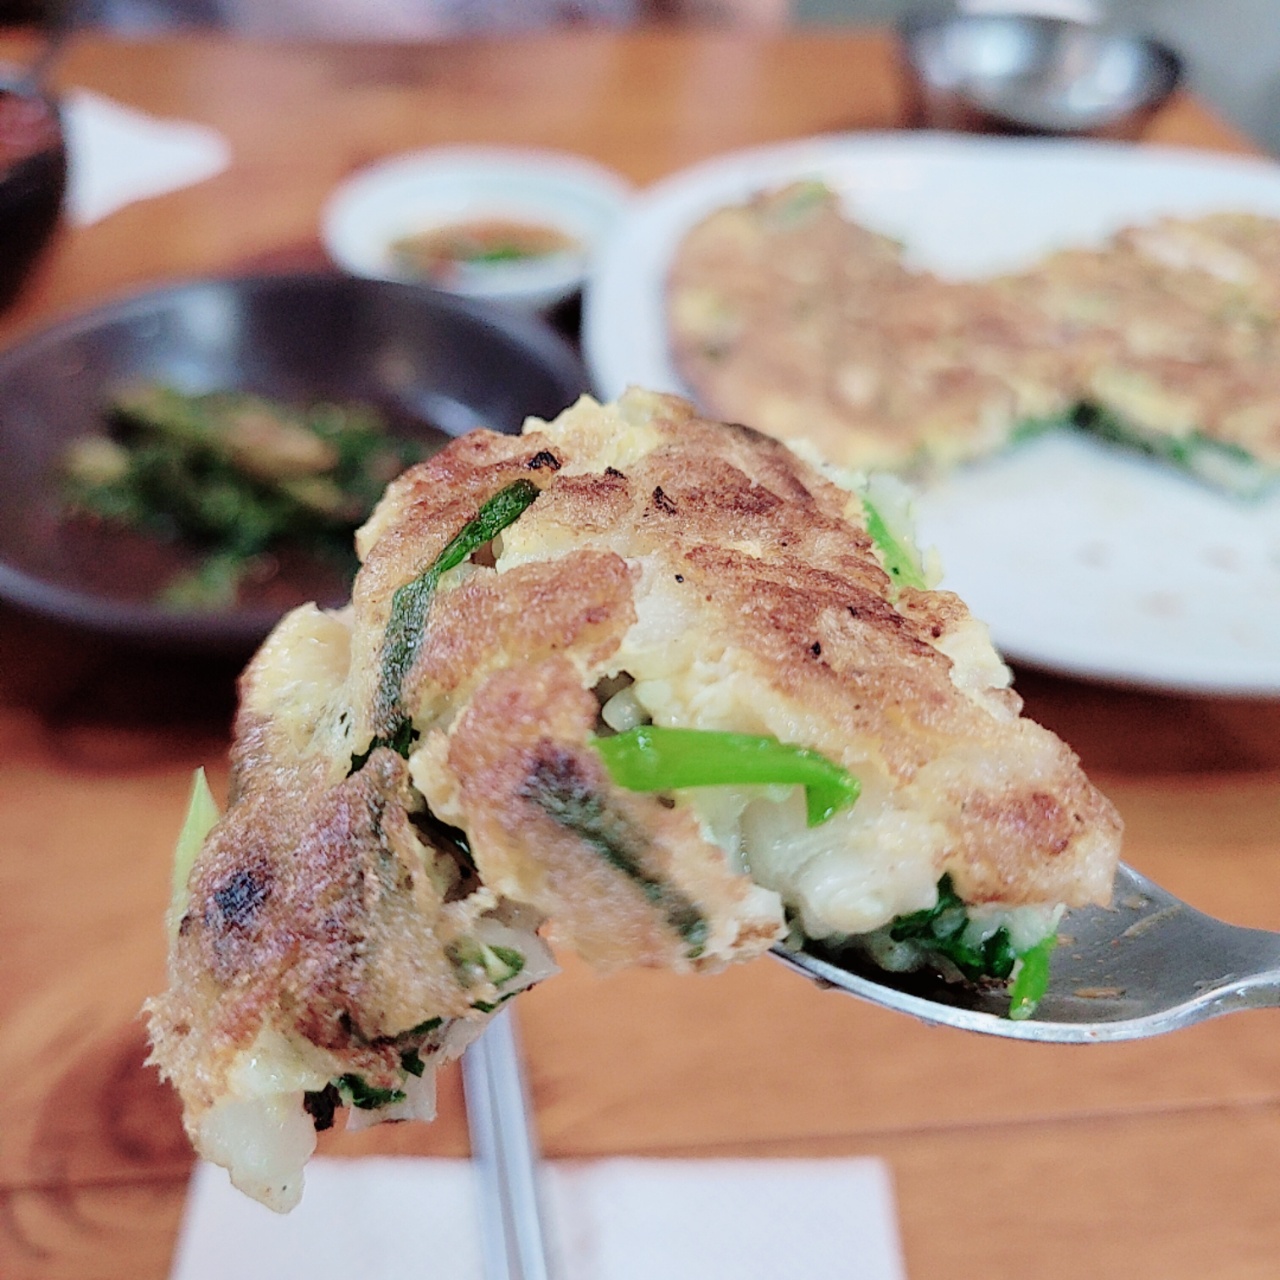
[170,1155,906,1280]
[61,87,232,226]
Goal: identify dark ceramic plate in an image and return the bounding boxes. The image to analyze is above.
[0,272,589,650]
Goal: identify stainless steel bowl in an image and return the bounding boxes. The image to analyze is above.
[899,10,1183,138]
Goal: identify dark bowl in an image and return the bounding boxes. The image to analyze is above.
[0,68,65,309]
[899,11,1183,138]
[0,272,590,651]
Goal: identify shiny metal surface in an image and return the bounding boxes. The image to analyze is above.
[899,11,1182,137]
[777,861,1280,1043]
[463,1008,558,1280]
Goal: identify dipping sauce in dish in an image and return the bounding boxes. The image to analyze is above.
[390,218,580,282]
[323,146,630,311]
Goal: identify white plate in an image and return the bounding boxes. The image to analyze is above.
[323,146,632,313]
[584,132,1280,695]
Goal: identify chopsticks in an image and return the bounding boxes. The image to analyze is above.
[462,1007,558,1280]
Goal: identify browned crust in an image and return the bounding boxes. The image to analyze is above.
[667,184,1072,469]
[411,550,637,712]
[669,188,1280,470]
[446,657,779,971]
[149,748,480,1117]
[148,389,1122,1132]
[349,429,565,672]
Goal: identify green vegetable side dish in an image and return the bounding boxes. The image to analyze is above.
[593,724,860,828]
[60,383,428,611]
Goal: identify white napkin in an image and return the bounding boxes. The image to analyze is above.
[61,87,233,226]
[170,1155,907,1280]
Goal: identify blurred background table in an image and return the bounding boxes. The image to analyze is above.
[1,27,1278,1280]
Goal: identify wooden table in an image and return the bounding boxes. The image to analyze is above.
[2,28,1278,1280]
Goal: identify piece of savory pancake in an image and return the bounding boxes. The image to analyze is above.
[669,188,1280,492]
[1005,214,1280,487]
[668,182,908,461]
[669,182,1075,472]
[148,390,1121,1210]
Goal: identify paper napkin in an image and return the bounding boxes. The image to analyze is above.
[170,1155,907,1280]
[61,87,233,226]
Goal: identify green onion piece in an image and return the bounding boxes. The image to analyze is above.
[861,497,926,591]
[888,874,1017,983]
[169,767,220,937]
[593,725,859,828]
[401,1016,443,1039]
[1009,414,1072,445]
[472,992,521,1014]
[526,754,709,958]
[337,1073,406,1110]
[450,941,526,986]
[482,945,526,984]
[1073,403,1272,499]
[1008,933,1058,1021]
[365,477,540,762]
[766,180,832,227]
[466,244,540,263]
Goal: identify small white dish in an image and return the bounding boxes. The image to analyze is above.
[322,146,631,313]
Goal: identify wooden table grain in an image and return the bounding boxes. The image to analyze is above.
[0,27,1277,1280]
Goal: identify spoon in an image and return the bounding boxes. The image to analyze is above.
[773,862,1280,1043]
[463,1006,558,1280]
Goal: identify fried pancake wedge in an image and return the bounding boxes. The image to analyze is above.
[668,182,1075,472]
[147,389,1121,1210]
[670,186,1280,493]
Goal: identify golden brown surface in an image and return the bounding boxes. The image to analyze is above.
[671,185,1280,475]
[149,390,1119,1194]
[2,28,1278,1280]
[356,391,1119,922]
[669,182,1073,469]
[1007,213,1280,466]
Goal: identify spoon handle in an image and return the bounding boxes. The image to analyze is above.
[463,1007,557,1280]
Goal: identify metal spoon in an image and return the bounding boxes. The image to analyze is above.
[773,862,1280,1043]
